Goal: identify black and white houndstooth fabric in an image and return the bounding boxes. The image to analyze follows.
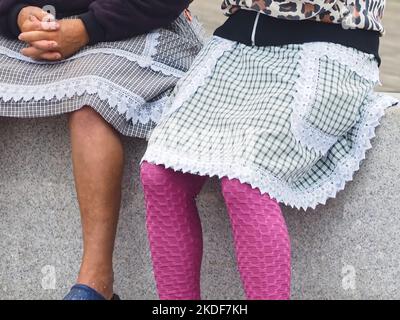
[143,36,399,210]
[0,14,204,139]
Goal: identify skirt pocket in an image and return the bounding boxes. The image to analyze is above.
[290,42,379,155]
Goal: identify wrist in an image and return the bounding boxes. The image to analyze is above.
[75,19,90,47]
[78,12,106,45]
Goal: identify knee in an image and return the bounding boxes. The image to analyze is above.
[221,177,256,199]
[140,162,182,192]
[221,177,283,217]
[69,106,104,133]
[221,177,244,194]
[140,162,202,197]
[140,162,174,191]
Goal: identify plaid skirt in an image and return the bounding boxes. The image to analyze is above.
[143,36,399,210]
[0,15,204,139]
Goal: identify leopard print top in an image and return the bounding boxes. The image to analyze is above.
[221,0,385,34]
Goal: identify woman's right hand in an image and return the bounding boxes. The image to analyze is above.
[17,6,59,33]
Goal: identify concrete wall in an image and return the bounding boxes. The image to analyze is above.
[0,95,399,299]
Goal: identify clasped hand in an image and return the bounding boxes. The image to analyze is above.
[18,6,89,61]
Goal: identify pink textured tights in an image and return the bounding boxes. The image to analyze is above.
[141,162,291,300]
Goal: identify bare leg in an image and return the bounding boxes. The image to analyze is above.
[68,106,124,299]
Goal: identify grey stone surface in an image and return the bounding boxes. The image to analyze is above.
[0,94,399,300]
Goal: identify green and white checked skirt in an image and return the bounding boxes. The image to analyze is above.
[143,36,399,209]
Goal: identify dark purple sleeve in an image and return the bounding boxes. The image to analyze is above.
[0,1,29,38]
[79,0,192,45]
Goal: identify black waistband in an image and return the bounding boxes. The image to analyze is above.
[214,10,381,65]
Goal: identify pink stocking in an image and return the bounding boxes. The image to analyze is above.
[141,161,206,299]
[221,178,291,300]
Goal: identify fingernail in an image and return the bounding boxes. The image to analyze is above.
[29,15,34,21]
[52,42,58,48]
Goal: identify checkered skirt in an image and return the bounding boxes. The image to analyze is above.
[143,36,398,210]
[0,15,204,139]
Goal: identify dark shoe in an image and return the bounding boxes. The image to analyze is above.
[63,284,120,300]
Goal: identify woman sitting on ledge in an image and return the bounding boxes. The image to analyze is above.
[0,0,203,300]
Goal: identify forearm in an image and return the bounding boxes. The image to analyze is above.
[79,0,191,45]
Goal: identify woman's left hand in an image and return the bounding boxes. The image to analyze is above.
[19,19,89,61]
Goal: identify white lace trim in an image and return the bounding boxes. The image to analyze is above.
[143,93,397,210]
[0,32,184,78]
[143,31,160,59]
[164,36,236,117]
[0,76,169,125]
[291,42,381,154]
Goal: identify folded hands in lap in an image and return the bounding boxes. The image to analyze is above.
[17,6,89,61]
